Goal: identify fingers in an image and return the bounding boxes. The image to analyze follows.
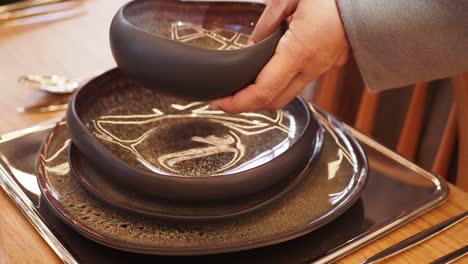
[210,0,350,114]
[249,5,281,44]
[267,57,333,109]
[266,72,309,109]
[210,49,330,114]
[210,43,300,113]
[249,0,298,44]
[210,28,310,113]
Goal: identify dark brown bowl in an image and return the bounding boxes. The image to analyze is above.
[66,68,321,202]
[109,0,286,100]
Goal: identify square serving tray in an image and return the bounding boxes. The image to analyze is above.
[0,116,449,264]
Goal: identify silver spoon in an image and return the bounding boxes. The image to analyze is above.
[18,71,99,94]
[16,71,101,113]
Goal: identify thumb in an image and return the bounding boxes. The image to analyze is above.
[249,1,298,44]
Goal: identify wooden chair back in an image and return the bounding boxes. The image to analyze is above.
[310,61,467,191]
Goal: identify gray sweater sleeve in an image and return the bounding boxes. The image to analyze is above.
[336,0,468,92]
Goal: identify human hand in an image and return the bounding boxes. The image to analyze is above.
[209,0,349,113]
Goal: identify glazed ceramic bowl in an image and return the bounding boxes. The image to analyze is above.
[110,0,286,100]
[66,69,321,202]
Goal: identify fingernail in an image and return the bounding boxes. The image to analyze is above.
[247,40,256,46]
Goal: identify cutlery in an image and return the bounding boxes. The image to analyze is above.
[0,116,64,143]
[0,4,84,29]
[18,71,97,94]
[0,0,85,20]
[0,0,62,13]
[362,211,468,264]
[16,71,99,112]
[430,245,468,264]
[16,101,68,113]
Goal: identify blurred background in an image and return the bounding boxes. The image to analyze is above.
[303,56,468,191]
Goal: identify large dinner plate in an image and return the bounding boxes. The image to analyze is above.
[36,108,368,255]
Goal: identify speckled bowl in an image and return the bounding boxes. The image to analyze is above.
[66,69,321,202]
[110,0,286,100]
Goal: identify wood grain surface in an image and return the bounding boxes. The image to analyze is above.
[0,1,466,263]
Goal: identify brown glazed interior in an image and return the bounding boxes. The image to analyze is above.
[82,86,303,177]
[124,0,263,50]
[66,69,320,202]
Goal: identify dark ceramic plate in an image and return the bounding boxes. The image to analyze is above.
[68,141,319,222]
[37,109,368,255]
[110,0,286,99]
[66,68,319,202]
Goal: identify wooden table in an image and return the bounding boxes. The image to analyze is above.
[0,1,467,263]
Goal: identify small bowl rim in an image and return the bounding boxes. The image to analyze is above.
[118,0,283,53]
